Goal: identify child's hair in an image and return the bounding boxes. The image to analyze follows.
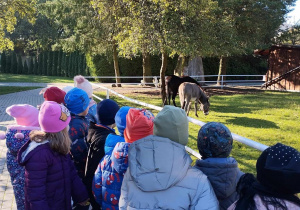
[30,127,71,155]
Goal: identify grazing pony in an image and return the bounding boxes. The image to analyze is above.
[179,82,210,117]
[166,75,201,106]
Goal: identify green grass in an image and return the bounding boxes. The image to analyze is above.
[0,73,73,83]
[0,86,42,95]
[94,90,300,174]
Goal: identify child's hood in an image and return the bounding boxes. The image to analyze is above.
[115,106,131,136]
[195,157,244,199]
[104,133,125,154]
[17,139,50,165]
[111,141,130,174]
[127,135,192,192]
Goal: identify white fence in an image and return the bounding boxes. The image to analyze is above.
[86,75,266,88]
[90,82,269,159]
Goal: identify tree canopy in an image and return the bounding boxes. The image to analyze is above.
[0,0,37,51]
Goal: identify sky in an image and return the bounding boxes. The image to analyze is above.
[285,0,300,26]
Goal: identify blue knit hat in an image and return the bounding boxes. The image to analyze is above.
[197,122,233,159]
[97,99,120,125]
[64,87,90,115]
[115,106,131,136]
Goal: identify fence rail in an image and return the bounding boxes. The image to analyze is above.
[87,75,265,88]
[91,81,269,159]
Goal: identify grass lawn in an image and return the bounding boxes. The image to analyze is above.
[0,73,73,83]
[0,86,42,95]
[94,90,300,174]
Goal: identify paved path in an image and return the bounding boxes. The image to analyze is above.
[0,83,73,209]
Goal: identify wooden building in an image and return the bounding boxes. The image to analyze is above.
[264,45,300,91]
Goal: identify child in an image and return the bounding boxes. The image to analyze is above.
[74,75,98,124]
[194,122,244,210]
[17,101,89,210]
[40,86,66,104]
[84,99,119,210]
[93,108,154,210]
[228,143,300,210]
[64,87,90,179]
[119,105,218,209]
[0,104,40,210]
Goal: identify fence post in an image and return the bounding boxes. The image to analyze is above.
[221,75,224,89]
[106,89,110,99]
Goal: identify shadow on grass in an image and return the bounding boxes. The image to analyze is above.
[212,92,300,113]
[213,105,253,114]
[226,117,279,129]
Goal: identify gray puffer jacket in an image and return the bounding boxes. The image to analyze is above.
[119,135,219,210]
[194,157,244,210]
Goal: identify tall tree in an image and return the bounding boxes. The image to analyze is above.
[5,53,12,73]
[43,0,122,83]
[38,53,43,75]
[10,52,17,74]
[24,60,29,74]
[17,54,23,74]
[214,0,296,84]
[29,57,34,74]
[1,52,6,73]
[43,52,47,75]
[0,0,36,51]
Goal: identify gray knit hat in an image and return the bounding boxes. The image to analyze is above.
[153,105,189,145]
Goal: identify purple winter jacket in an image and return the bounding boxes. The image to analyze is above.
[17,140,89,210]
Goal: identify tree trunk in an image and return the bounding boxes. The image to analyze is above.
[217,56,227,86]
[160,52,168,105]
[142,51,152,84]
[174,55,188,76]
[112,41,121,87]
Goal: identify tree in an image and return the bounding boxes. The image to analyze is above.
[276,24,300,45]
[0,0,36,51]
[5,53,11,73]
[38,53,43,75]
[29,56,34,74]
[33,56,38,74]
[43,52,47,75]
[10,52,17,74]
[214,0,296,84]
[17,54,23,74]
[93,0,219,103]
[1,52,6,73]
[24,60,29,74]
[57,51,62,76]
[47,51,52,75]
[42,0,122,83]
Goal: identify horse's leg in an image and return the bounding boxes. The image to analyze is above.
[172,90,177,107]
[194,101,198,117]
[185,96,191,116]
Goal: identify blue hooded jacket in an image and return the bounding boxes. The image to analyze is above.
[92,106,131,209]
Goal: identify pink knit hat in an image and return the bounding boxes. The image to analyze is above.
[39,101,71,133]
[74,75,93,98]
[6,104,39,127]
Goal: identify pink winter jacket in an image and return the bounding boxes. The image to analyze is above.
[228,195,300,210]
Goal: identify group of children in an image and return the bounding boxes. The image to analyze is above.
[0,75,299,210]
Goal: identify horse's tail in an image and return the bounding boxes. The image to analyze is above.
[178,84,185,109]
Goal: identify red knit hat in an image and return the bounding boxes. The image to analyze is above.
[43,87,66,104]
[124,108,154,143]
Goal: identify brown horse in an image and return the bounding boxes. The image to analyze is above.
[165,75,202,106]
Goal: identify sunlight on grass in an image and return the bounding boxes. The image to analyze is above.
[0,73,73,83]
[94,90,300,174]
